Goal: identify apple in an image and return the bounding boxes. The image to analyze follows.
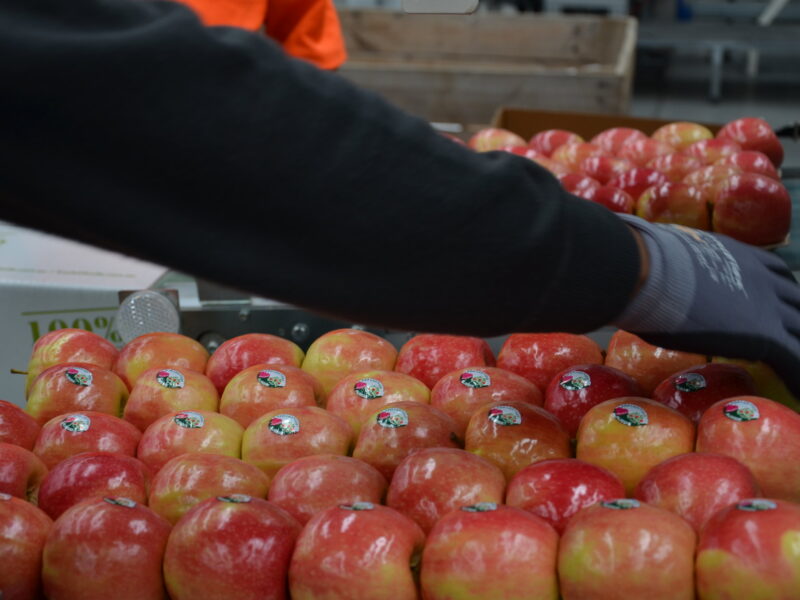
[352,401,460,481]
[421,503,559,600]
[531,155,571,176]
[712,172,791,246]
[696,498,800,598]
[496,332,602,392]
[557,172,602,200]
[42,496,171,600]
[684,137,742,165]
[651,362,757,423]
[326,369,430,437]
[386,447,506,533]
[24,328,118,396]
[219,363,319,429]
[713,356,800,411]
[395,333,495,390]
[576,397,695,495]
[588,186,635,213]
[651,121,714,151]
[696,395,800,502]
[123,367,219,432]
[634,452,760,533]
[682,163,741,191]
[33,411,142,470]
[114,332,209,390]
[550,142,605,172]
[136,409,244,474]
[267,454,387,525]
[717,116,784,167]
[468,127,526,152]
[465,400,571,480]
[715,150,780,180]
[590,127,647,155]
[506,458,625,534]
[289,502,425,600]
[636,181,710,230]
[558,499,696,600]
[606,167,669,203]
[647,152,703,182]
[501,145,542,160]
[0,442,48,502]
[0,493,52,600]
[148,452,270,524]
[578,155,633,184]
[164,495,301,600]
[26,362,129,425]
[616,137,674,166]
[242,405,353,479]
[0,398,40,449]
[38,452,152,520]
[544,363,643,438]
[604,329,706,396]
[430,365,542,438]
[529,129,584,157]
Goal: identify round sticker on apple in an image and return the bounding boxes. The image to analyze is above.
[354,378,384,400]
[487,405,521,426]
[60,413,91,433]
[723,399,760,422]
[460,370,491,389]
[104,497,137,508]
[601,499,640,510]
[65,366,92,387]
[269,414,300,436]
[461,502,497,513]
[377,407,408,429]
[674,372,706,392]
[737,499,776,512]
[156,369,185,389]
[218,494,252,504]
[0,492,12,501]
[341,502,375,511]
[560,370,592,391]
[257,369,287,389]
[613,403,648,427]
[174,411,205,429]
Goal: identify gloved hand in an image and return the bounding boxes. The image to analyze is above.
[614,214,800,398]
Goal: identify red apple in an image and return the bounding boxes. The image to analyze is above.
[529,129,584,157]
[558,172,602,200]
[0,398,40,449]
[0,493,52,600]
[148,452,270,524]
[506,458,625,534]
[33,411,141,470]
[497,332,602,392]
[558,499,696,600]
[395,333,495,390]
[696,395,800,502]
[38,452,151,520]
[42,496,171,600]
[267,454,387,525]
[386,447,506,533]
[0,442,48,502]
[616,137,674,166]
[579,155,633,184]
[289,502,425,600]
[712,172,791,246]
[465,400,571,480]
[684,137,742,165]
[715,150,780,180]
[551,142,605,172]
[636,181,710,230]
[164,495,301,600]
[647,152,703,182]
[421,503,559,600]
[531,155,571,176]
[717,116,784,167]
[501,145,542,161]
[544,363,643,438]
[682,163,741,191]
[114,332,209,390]
[588,185,635,213]
[607,167,669,202]
[651,121,714,151]
[713,356,800,411]
[468,127,526,152]
[634,452,760,533]
[590,127,647,155]
[576,397,695,495]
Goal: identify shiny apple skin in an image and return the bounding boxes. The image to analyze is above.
[0,493,52,600]
[651,121,713,151]
[589,186,635,213]
[712,172,791,246]
[607,167,669,203]
[468,127,526,152]
[684,138,742,165]
[716,116,784,167]
[0,399,40,450]
[0,442,48,503]
[715,150,780,180]
[636,181,710,230]
[529,129,584,157]
[616,137,673,166]
[114,332,209,390]
[395,334,495,390]
[647,152,703,182]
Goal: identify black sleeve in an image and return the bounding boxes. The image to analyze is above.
[0,0,640,337]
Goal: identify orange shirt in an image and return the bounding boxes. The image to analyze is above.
[175,0,347,70]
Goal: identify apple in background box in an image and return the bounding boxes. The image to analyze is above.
[607,167,669,203]
[0,398,40,449]
[558,499,696,600]
[352,401,460,481]
[696,498,800,599]
[576,397,695,495]
[713,356,800,411]
[684,137,742,165]
[590,127,647,155]
[501,145,542,160]
[529,129,584,156]
[589,186,635,213]
[468,127,526,152]
[219,364,318,429]
[550,142,605,172]
[713,172,791,246]
[164,495,301,600]
[636,181,710,230]
[578,155,633,184]
[42,496,171,600]
[616,137,674,166]
[137,409,244,474]
[242,406,352,479]
[289,503,425,600]
[531,155,571,176]
[114,332,209,390]
[38,452,151,520]
[33,411,141,470]
[395,333,495,390]
[682,162,741,189]
[148,453,270,524]
[634,452,760,533]
[268,454,387,525]
[0,442,48,502]
[386,447,506,534]
[465,400,571,481]
[557,172,601,200]
[696,395,800,502]
[717,116,784,167]
[26,362,129,425]
[24,328,118,396]
[715,150,780,179]
[506,458,625,534]
[421,503,559,600]
[647,152,703,182]
[651,121,714,151]
[497,332,602,392]
[0,494,52,600]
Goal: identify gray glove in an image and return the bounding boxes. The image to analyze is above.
[614,214,800,398]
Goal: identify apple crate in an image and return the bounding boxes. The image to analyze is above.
[337,9,637,125]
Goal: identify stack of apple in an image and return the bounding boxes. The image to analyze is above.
[467,117,790,247]
[3,326,800,599]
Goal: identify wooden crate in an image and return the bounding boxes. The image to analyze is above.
[337,9,637,124]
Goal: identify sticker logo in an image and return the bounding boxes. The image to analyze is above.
[559,370,592,391]
[257,369,287,388]
[674,372,706,392]
[377,407,408,428]
[487,405,522,426]
[460,370,491,389]
[341,502,375,511]
[0,492,11,501]
[354,378,384,400]
[218,494,252,504]
[156,369,185,389]
[601,499,640,510]
[461,502,498,512]
[723,400,760,422]
[613,404,649,427]
[60,414,91,433]
[173,411,205,429]
[737,499,777,512]
[104,497,137,508]
[65,367,92,387]
[269,414,300,436]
